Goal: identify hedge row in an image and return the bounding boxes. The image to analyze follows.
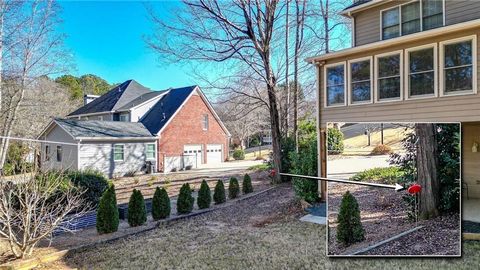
[96,174,254,234]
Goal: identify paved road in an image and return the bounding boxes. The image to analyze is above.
[327,155,391,180]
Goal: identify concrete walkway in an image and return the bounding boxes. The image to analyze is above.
[464,199,480,223]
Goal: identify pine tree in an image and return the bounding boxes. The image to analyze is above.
[213,180,226,204]
[242,174,254,194]
[128,189,147,227]
[197,180,211,209]
[177,183,194,214]
[228,177,240,199]
[336,191,365,246]
[96,184,119,234]
[152,187,170,220]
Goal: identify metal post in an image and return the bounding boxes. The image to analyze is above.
[381,123,384,145]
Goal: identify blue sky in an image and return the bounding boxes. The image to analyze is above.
[59,1,192,90]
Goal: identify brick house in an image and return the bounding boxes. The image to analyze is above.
[38,80,230,177]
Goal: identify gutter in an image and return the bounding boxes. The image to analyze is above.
[75,136,157,141]
[306,19,480,64]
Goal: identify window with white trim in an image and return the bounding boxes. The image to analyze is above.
[376,53,402,101]
[441,37,476,95]
[401,1,420,35]
[56,146,62,162]
[422,0,443,31]
[406,45,436,98]
[349,58,372,104]
[325,63,345,107]
[382,7,400,40]
[113,144,124,161]
[381,0,444,40]
[146,144,155,160]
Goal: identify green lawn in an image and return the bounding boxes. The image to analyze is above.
[40,185,479,269]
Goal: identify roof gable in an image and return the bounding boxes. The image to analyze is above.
[141,86,197,135]
[68,80,153,116]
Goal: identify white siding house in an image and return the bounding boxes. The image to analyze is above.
[39,119,157,178]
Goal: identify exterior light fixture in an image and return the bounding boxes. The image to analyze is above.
[473,142,478,153]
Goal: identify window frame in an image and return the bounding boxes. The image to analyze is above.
[439,35,478,97]
[45,144,50,161]
[56,145,62,162]
[113,144,125,162]
[347,56,374,105]
[146,143,156,160]
[323,61,347,108]
[380,0,445,41]
[404,43,438,100]
[374,50,404,103]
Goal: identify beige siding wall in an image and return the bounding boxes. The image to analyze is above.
[463,122,480,199]
[354,0,480,46]
[318,28,480,126]
[445,1,480,25]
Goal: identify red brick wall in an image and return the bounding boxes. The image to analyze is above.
[157,92,229,171]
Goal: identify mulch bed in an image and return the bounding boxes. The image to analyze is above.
[328,182,460,256]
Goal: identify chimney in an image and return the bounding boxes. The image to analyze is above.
[84,94,100,105]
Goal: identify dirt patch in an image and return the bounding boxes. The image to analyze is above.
[327,182,460,256]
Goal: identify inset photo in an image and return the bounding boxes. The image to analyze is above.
[326,123,461,257]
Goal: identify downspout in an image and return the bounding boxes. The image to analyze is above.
[77,139,81,170]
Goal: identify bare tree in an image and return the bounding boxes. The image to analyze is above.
[292,0,306,149]
[283,0,290,135]
[0,0,67,169]
[0,171,87,259]
[147,0,285,182]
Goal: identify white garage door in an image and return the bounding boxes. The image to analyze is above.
[207,144,223,164]
[183,144,203,168]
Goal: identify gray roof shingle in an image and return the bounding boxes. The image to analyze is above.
[343,0,372,11]
[55,118,154,138]
[141,86,197,135]
[68,80,153,116]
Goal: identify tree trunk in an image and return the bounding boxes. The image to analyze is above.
[415,123,440,219]
[284,0,290,137]
[267,82,282,183]
[321,0,330,53]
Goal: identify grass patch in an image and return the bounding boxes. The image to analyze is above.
[350,167,404,185]
[248,163,270,171]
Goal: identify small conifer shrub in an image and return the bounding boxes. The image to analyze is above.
[197,180,211,209]
[177,183,194,214]
[242,174,254,194]
[96,184,119,234]
[152,187,170,220]
[228,177,240,199]
[336,191,365,246]
[128,189,147,227]
[213,180,226,204]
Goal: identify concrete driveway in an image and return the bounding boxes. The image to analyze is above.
[327,155,391,179]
